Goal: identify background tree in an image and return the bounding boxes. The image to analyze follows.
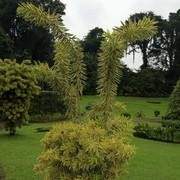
[168,10,180,82]
[147,10,180,90]
[0,0,65,64]
[81,27,104,94]
[128,12,163,69]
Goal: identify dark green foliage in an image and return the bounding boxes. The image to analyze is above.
[164,80,180,120]
[30,113,65,123]
[154,110,160,117]
[121,112,131,118]
[29,91,66,115]
[134,123,153,138]
[135,68,168,97]
[0,27,13,59]
[128,12,163,69]
[161,120,180,129]
[0,59,40,135]
[82,27,104,95]
[0,0,65,64]
[35,127,51,133]
[34,118,134,180]
[118,66,170,97]
[136,111,145,118]
[147,101,161,104]
[85,103,94,110]
[134,123,179,142]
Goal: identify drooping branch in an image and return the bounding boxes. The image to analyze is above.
[17,3,86,119]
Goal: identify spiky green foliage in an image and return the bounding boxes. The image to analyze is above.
[113,17,157,43]
[164,79,180,120]
[97,17,157,129]
[34,117,134,180]
[0,59,40,135]
[17,3,86,119]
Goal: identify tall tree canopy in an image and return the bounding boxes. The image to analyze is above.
[81,27,104,94]
[127,11,163,69]
[0,0,65,64]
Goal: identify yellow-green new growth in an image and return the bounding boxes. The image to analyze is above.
[97,17,157,129]
[17,3,86,119]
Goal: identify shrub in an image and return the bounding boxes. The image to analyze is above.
[163,126,177,142]
[29,91,66,115]
[85,103,94,110]
[121,112,131,118]
[0,59,40,135]
[133,123,153,138]
[161,120,180,130]
[134,123,178,142]
[136,111,145,118]
[34,117,135,180]
[147,101,161,104]
[154,110,160,117]
[29,113,65,123]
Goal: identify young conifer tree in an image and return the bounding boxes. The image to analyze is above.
[164,79,180,120]
[17,3,157,179]
[96,18,157,129]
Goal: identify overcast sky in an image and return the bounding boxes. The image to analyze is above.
[61,0,180,69]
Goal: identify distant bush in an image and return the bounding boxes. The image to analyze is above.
[121,112,131,118]
[29,91,66,115]
[85,103,94,110]
[134,123,153,138]
[161,120,180,129]
[136,111,145,118]
[154,110,160,117]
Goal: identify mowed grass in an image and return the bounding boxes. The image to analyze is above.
[121,138,180,180]
[0,123,52,180]
[0,96,180,180]
[81,95,168,119]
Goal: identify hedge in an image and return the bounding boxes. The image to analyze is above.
[29,91,66,115]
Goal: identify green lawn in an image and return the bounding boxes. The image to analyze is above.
[0,96,179,180]
[0,123,51,180]
[121,138,180,180]
[81,95,168,119]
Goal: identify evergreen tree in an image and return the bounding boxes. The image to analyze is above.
[165,79,180,120]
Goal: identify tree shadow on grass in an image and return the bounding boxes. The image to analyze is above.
[0,166,4,180]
